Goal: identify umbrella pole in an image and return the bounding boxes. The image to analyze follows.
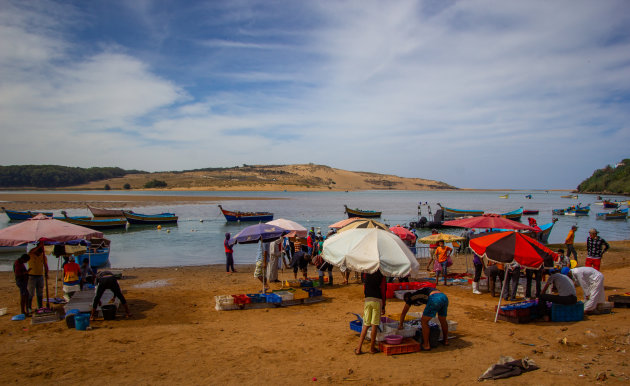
[54,255,60,297]
[494,268,510,323]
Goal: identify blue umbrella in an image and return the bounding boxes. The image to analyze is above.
[230,223,288,245]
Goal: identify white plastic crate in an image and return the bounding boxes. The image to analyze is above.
[215,295,234,306]
[215,303,239,311]
[274,291,294,301]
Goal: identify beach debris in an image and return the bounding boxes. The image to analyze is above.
[560,337,568,345]
[596,372,608,381]
[133,279,172,288]
[312,377,317,381]
[478,356,539,381]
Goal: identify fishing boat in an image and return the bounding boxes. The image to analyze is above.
[596,208,628,220]
[525,194,532,199]
[57,211,128,230]
[2,207,53,221]
[500,207,523,221]
[74,238,111,268]
[560,194,578,199]
[87,205,126,217]
[536,219,558,244]
[602,200,620,209]
[499,194,509,199]
[344,205,382,218]
[437,204,484,219]
[218,205,273,222]
[565,205,590,216]
[123,211,178,225]
[523,209,539,215]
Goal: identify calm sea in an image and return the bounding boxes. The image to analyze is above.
[1,190,628,271]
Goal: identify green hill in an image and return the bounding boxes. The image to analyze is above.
[577,159,630,194]
[0,165,143,188]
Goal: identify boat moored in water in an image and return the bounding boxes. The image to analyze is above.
[500,207,523,222]
[523,209,539,215]
[2,207,53,221]
[87,205,126,217]
[218,205,273,222]
[437,204,484,219]
[344,205,382,218]
[123,211,178,225]
[596,208,628,220]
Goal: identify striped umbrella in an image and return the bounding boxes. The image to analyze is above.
[337,219,388,233]
[469,231,558,269]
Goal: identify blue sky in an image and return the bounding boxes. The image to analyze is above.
[1,0,629,189]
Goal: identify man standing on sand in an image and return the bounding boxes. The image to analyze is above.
[585,228,609,271]
[27,243,48,311]
[564,225,578,263]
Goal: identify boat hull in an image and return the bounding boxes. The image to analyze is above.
[218,205,273,222]
[75,248,110,268]
[57,216,128,229]
[344,205,381,218]
[438,205,484,219]
[123,211,178,224]
[500,208,523,222]
[88,205,126,217]
[2,208,53,221]
[523,210,539,215]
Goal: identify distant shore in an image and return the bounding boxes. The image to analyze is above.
[0,192,284,211]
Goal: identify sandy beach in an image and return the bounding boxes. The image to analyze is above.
[0,241,629,385]
[0,193,282,211]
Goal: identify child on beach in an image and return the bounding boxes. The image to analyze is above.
[429,240,452,286]
[355,270,386,355]
[13,254,30,316]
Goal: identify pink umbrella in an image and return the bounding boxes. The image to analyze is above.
[389,226,417,242]
[0,214,103,246]
[442,214,536,231]
[266,218,307,238]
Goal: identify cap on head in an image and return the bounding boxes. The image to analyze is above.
[589,228,598,235]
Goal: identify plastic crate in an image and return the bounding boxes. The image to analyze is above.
[215,295,234,306]
[551,301,584,322]
[299,280,313,287]
[496,305,531,324]
[215,302,239,311]
[378,338,421,355]
[387,312,421,322]
[264,293,282,304]
[383,327,417,338]
[273,291,294,301]
[301,288,322,297]
[231,294,251,305]
[283,280,301,288]
[246,294,266,303]
[350,319,362,333]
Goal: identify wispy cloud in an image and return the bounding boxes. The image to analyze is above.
[0,0,629,188]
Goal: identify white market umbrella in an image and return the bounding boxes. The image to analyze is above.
[322,228,419,277]
[266,218,307,238]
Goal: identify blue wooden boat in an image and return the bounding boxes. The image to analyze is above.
[2,207,53,221]
[523,218,558,244]
[56,211,128,229]
[218,205,273,222]
[596,208,628,220]
[74,238,111,268]
[500,207,523,222]
[525,194,532,199]
[437,204,484,219]
[565,205,590,216]
[123,210,178,225]
[344,205,382,218]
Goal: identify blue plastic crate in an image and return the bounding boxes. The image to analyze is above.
[350,319,362,333]
[551,301,584,322]
[246,294,266,303]
[300,280,313,287]
[301,288,322,297]
[264,293,282,304]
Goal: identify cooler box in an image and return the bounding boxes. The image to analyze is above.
[551,301,584,322]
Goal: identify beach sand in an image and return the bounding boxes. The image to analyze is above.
[0,193,282,211]
[0,242,629,384]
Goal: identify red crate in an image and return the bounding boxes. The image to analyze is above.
[495,306,531,324]
[378,338,421,355]
[231,294,251,305]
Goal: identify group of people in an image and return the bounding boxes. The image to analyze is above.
[13,243,131,319]
[473,227,609,314]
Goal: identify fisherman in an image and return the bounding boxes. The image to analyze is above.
[91,271,131,320]
[585,228,609,271]
[564,225,578,263]
[567,266,605,314]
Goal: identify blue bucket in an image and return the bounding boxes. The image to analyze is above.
[74,314,90,331]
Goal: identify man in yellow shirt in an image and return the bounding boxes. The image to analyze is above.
[27,243,48,311]
[565,225,578,263]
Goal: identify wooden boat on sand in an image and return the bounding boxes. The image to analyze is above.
[344,205,381,218]
[87,205,126,217]
[218,205,273,222]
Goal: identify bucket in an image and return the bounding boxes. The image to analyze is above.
[101,304,117,320]
[74,314,90,331]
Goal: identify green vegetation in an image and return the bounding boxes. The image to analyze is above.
[0,165,140,188]
[104,184,111,190]
[577,159,630,194]
[144,179,167,188]
[123,183,131,190]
